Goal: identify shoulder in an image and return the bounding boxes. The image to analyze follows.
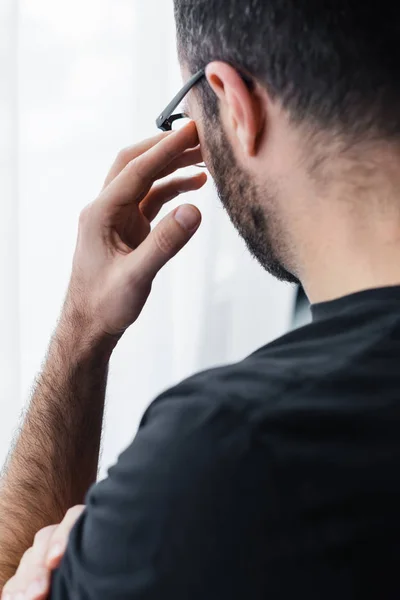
[140,352,265,438]
[136,361,255,470]
[94,360,262,539]
[142,326,312,432]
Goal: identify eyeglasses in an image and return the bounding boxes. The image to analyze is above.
[156,67,253,168]
[156,68,205,131]
[156,69,206,168]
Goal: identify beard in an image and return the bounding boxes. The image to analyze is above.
[203,118,300,285]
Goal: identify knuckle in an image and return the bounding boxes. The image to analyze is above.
[153,226,175,256]
[129,156,148,183]
[65,504,85,523]
[34,528,48,546]
[42,524,59,535]
[116,146,133,165]
[79,204,92,226]
[20,547,34,564]
[33,524,57,547]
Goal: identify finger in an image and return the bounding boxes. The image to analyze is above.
[1,575,19,600]
[101,131,171,190]
[156,146,203,180]
[102,137,201,194]
[46,505,85,569]
[140,171,207,222]
[2,526,56,599]
[128,204,202,284]
[2,570,50,600]
[16,527,56,577]
[21,569,50,600]
[1,574,16,598]
[97,121,199,213]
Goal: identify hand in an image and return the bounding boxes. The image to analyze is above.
[63,122,206,342]
[1,505,85,600]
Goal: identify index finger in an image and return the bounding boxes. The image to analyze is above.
[97,121,199,211]
[101,131,170,191]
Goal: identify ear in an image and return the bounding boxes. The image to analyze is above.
[205,61,265,157]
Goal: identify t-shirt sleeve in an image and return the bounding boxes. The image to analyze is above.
[49,384,267,600]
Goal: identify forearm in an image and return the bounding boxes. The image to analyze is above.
[0,123,202,592]
[0,308,114,586]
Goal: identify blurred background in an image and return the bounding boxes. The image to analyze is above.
[0,0,307,477]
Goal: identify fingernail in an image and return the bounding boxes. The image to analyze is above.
[26,579,47,600]
[46,543,63,564]
[15,593,25,600]
[174,206,200,232]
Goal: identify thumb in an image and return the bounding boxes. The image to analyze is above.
[131,204,202,282]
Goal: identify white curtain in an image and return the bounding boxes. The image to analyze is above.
[0,0,295,477]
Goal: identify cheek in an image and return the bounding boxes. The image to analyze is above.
[188,101,208,152]
[192,110,205,143]
[193,118,212,165]
[197,128,207,160]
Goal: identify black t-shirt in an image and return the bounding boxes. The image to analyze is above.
[51,286,400,599]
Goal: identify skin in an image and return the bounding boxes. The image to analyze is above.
[4,58,400,598]
[0,122,207,597]
[2,506,85,600]
[187,62,400,303]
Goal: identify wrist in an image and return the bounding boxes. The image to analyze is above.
[56,302,118,364]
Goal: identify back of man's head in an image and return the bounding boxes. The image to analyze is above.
[175,1,400,143]
[174,1,400,301]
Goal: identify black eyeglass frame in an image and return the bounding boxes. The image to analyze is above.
[156,66,254,133]
[156,69,206,132]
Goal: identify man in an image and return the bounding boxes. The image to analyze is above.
[2,0,400,597]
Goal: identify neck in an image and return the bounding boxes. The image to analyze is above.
[300,193,400,303]
[293,152,400,304]
[302,212,400,304]
[259,121,400,304]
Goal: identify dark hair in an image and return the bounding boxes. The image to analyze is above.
[174,0,400,141]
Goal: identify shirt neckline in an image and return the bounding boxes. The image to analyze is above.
[311,285,400,322]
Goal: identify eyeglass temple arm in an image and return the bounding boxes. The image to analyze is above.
[156,68,205,129]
